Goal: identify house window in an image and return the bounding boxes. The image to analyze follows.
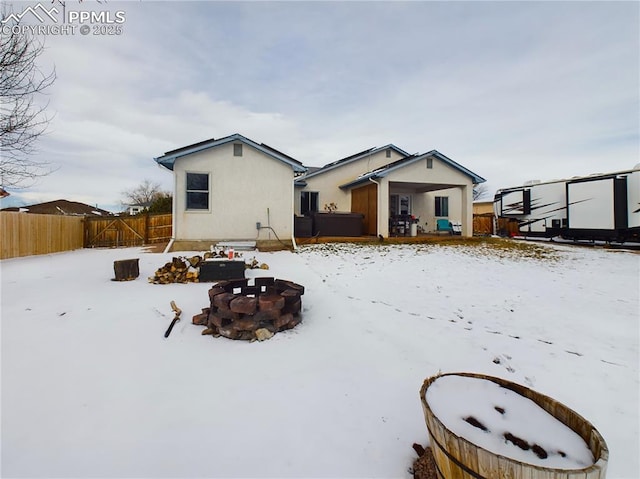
[390,194,411,216]
[301,191,319,215]
[386,148,391,158]
[426,157,433,169]
[435,196,448,217]
[399,194,411,215]
[186,172,209,210]
[233,143,243,156]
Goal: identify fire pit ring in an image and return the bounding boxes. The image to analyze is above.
[192,277,304,341]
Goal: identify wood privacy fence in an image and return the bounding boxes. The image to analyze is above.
[1,211,84,259]
[84,213,172,248]
[473,214,520,237]
[1,212,172,259]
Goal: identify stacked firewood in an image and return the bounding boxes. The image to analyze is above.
[148,256,201,284]
[148,250,269,284]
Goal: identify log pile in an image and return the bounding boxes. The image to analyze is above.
[148,256,201,284]
[246,257,270,270]
[148,251,269,284]
[192,277,304,341]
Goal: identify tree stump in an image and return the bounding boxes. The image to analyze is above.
[113,259,140,281]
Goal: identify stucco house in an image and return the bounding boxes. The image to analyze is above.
[155,133,306,250]
[155,134,485,248]
[295,146,486,237]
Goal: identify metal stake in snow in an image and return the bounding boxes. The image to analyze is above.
[164,301,182,338]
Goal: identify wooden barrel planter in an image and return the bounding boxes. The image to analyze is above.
[420,372,608,479]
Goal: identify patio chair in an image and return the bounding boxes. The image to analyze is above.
[436,219,453,235]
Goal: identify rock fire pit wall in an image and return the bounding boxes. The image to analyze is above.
[192,277,304,341]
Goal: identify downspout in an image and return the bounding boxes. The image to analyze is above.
[369,177,381,237]
[291,182,298,250]
[161,161,176,254]
[158,163,178,253]
[164,238,174,254]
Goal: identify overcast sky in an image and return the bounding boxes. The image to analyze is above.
[1,0,638,212]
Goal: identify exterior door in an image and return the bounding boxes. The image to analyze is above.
[351,183,378,235]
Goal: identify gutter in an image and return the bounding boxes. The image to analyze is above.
[164,166,178,254]
[291,188,298,251]
[369,177,381,237]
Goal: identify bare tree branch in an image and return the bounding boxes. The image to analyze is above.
[121,179,168,207]
[473,183,489,201]
[0,7,57,188]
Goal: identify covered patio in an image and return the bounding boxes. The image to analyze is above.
[340,151,485,238]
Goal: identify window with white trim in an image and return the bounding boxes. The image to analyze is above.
[435,196,449,217]
[186,172,209,210]
[301,191,319,215]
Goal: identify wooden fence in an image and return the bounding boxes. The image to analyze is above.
[84,213,172,248]
[1,212,172,259]
[473,213,520,237]
[1,211,84,259]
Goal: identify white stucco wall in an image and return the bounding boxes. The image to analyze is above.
[298,149,405,214]
[298,150,477,237]
[173,142,295,241]
[382,157,474,236]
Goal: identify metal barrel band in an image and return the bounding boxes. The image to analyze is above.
[428,431,487,479]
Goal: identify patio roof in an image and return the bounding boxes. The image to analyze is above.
[339,150,486,189]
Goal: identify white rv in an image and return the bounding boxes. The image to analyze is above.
[494,166,640,242]
[494,179,566,236]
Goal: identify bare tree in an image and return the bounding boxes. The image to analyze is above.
[473,183,489,201]
[0,10,56,188]
[121,179,168,208]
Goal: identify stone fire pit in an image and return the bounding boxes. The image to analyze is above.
[192,277,304,341]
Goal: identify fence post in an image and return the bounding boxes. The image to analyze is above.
[83,217,89,248]
[144,211,150,244]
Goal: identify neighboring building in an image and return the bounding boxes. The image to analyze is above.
[155,133,306,250]
[1,199,113,216]
[296,147,486,237]
[472,200,496,236]
[473,201,494,215]
[125,203,150,215]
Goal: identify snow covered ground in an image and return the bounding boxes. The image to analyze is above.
[1,240,638,478]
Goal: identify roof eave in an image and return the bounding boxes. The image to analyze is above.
[303,144,410,181]
[154,133,305,173]
[339,174,380,190]
[427,150,486,184]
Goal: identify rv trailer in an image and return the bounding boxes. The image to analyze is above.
[494,166,640,242]
[493,179,567,237]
